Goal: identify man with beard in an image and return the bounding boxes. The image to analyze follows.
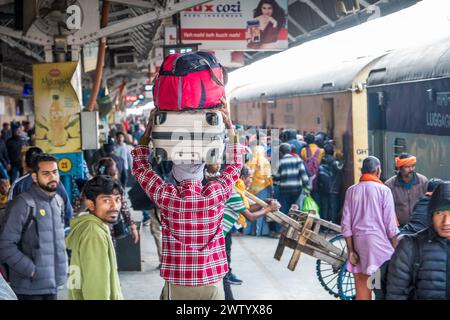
[8,147,73,227]
[0,154,67,300]
[385,153,428,226]
[65,175,123,300]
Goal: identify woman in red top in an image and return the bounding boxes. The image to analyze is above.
[247,0,286,49]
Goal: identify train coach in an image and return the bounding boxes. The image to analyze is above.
[229,37,450,188]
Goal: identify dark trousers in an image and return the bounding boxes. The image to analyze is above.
[223,232,234,300]
[319,193,340,224]
[16,294,57,300]
[277,190,301,233]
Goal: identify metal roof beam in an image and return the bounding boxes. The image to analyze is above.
[300,0,335,27]
[288,15,309,35]
[79,0,211,44]
[108,42,133,48]
[108,0,159,9]
[0,35,44,61]
[108,9,131,18]
[288,33,295,42]
[129,37,146,53]
[108,35,131,43]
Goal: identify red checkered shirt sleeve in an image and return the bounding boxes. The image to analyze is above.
[131,145,178,210]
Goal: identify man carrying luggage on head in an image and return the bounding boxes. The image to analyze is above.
[132,99,243,300]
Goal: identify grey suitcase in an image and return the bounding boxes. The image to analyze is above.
[151,110,225,164]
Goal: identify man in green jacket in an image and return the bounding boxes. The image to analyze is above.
[66,175,123,300]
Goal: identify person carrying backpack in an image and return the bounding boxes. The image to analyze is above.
[385,182,450,300]
[0,154,67,300]
[301,133,325,205]
[318,143,343,224]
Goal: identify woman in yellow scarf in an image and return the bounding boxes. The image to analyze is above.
[244,145,273,236]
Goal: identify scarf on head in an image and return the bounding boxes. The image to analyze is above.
[247,146,272,194]
[395,156,416,169]
[359,173,383,185]
[171,163,205,182]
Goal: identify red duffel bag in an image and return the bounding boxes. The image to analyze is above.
[153,51,227,111]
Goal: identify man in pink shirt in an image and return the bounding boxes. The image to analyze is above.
[341,156,399,300]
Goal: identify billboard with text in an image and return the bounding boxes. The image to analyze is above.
[181,0,288,51]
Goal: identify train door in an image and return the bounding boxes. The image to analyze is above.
[322,98,335,138]
[367,91,387,179]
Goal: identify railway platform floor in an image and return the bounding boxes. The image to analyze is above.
[58,209,337,300]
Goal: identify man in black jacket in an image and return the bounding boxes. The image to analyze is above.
[6,125,27,183]
[400,178,443,235]
[317,143,343,224]
[386,182,450,300]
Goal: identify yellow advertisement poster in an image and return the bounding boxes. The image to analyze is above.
[32,62,81,154]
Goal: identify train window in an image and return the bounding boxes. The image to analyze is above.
[286,103,293,113]
[394,138,407,156]
[284,115,294,124]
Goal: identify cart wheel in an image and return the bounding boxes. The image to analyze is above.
[315,234,347,299]
[337,260,356,300]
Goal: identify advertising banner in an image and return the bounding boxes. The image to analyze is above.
[32,62,82,154]
[165,26,178,45]
[181,0,288,51]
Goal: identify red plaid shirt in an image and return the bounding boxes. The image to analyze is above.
[132,143,243,286]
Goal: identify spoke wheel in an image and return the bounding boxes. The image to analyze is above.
[337,261,356,300]
[315,234,347,299]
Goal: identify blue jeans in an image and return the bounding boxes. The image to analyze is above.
[243,187,271,236]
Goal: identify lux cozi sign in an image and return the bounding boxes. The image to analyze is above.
[185,1,242,13]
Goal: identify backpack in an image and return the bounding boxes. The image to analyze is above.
[0,193,36,281]
[0,192,64,281]
[318,164,333,194]
[153,51,227,111]
[305,146,321,190]
[373,236,421,300]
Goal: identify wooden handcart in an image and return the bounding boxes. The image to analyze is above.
[245,192,355,300]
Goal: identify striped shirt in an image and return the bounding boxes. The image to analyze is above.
[222,189,246,236]
[132,143,243,286]
[273,154,310,192]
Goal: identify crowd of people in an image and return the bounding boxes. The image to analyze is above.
[0,106,449,301]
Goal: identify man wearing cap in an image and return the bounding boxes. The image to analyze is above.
[385,153,428,226]
[386,182,450,300]
[131,103,243,300]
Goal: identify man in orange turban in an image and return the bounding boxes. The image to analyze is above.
[385,153,428,226]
